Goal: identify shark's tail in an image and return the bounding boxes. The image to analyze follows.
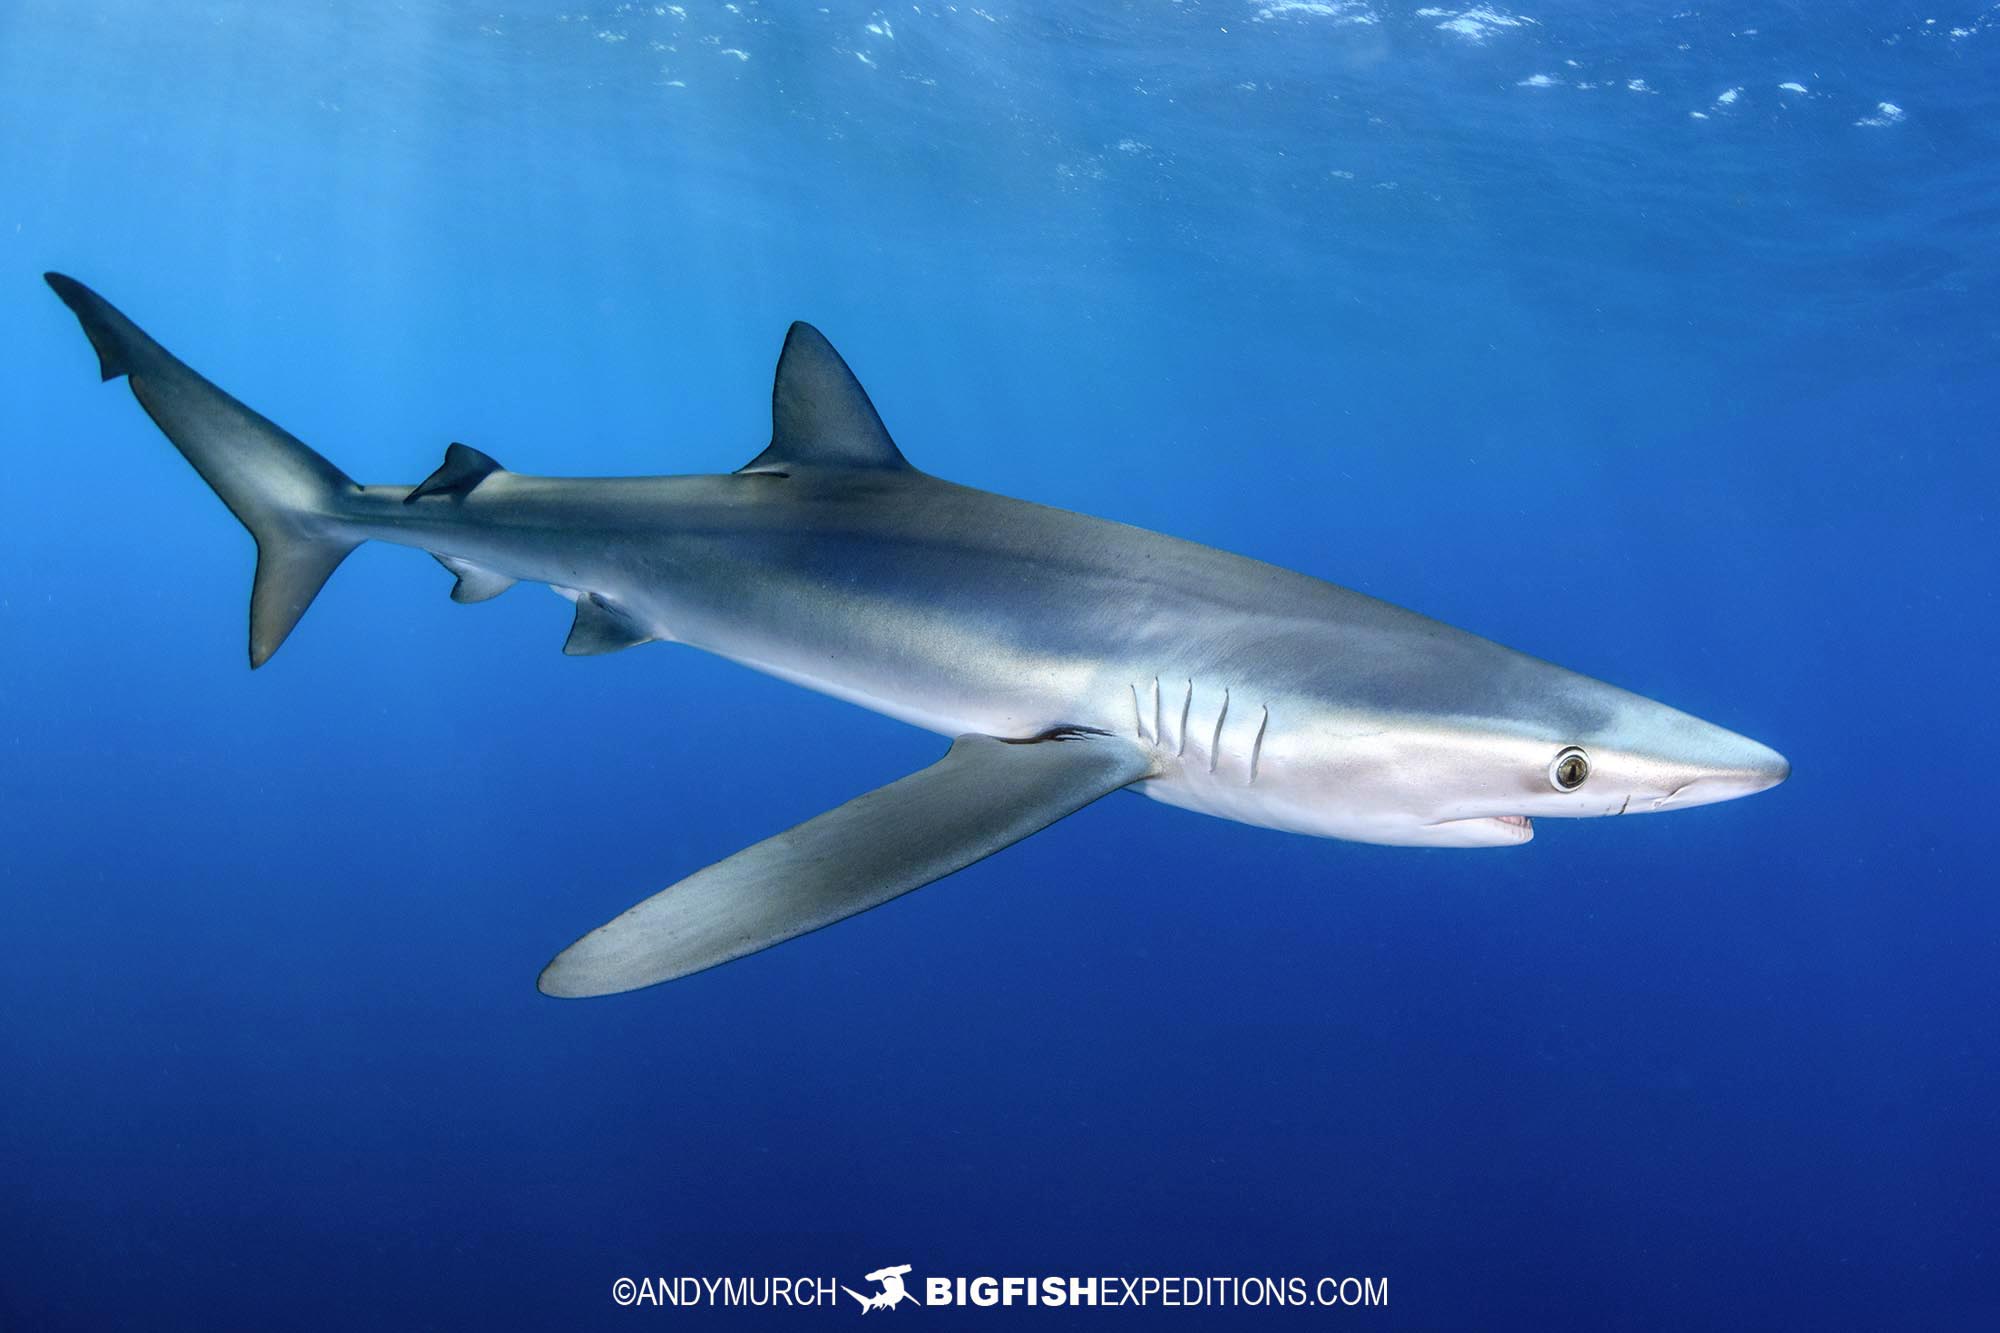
[44,273,362,668]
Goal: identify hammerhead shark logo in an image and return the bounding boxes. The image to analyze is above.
[41,274,1789,998]
[843,1264,917,1313]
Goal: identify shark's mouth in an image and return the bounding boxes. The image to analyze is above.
[1426,814,1535,845]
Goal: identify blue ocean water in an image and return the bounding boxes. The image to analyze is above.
[2,0,1995,1327]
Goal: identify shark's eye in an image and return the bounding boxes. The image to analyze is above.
[1549,747,1591,792]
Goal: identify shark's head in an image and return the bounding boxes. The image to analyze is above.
[1395,668,1790,847]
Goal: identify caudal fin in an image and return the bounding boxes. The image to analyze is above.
[44,273,361,667]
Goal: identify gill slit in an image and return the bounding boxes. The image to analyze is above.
[1177,680,1192,757]
[1208,689,1230,774]
[1248,705,1269,786]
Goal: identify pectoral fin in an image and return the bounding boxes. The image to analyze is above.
[538,727,1155,997]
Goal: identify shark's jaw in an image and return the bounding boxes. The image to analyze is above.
[1424,814,1536,847]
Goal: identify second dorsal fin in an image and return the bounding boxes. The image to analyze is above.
[406,442,504,503]
[738,322,909,474]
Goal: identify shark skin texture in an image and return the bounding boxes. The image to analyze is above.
[44,273,1789,997]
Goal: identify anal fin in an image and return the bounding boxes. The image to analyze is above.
[430,552,517,604]
[563,592,654,656]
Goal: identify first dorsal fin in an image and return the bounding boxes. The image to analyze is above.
[738,322,909,474]
[406,442,504,503]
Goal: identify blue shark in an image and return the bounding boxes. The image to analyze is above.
[45,274,1788,997]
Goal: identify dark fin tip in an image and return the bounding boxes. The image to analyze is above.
[44,271,135,381]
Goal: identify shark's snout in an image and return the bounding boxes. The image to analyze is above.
[1652,738,1789,810]
[1748,742,1791,790]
